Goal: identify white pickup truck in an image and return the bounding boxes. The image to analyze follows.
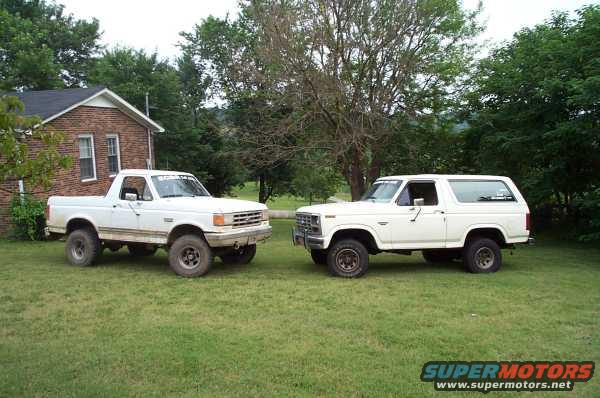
[293,175,533,277]
[46,169,271,277]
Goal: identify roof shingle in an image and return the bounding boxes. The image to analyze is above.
[6,86,106,120]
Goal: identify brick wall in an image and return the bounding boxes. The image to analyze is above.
[0,105,153,236]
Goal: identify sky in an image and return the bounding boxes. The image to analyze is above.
[60,0,597,60]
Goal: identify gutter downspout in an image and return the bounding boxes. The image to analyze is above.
[145,92,152,170]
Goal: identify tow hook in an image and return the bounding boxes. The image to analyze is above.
[233,242,240,250]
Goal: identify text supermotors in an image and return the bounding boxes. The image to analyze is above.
[420,361,595,393]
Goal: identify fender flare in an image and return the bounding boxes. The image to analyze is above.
[460,224,509,247]
[324,223,384,249]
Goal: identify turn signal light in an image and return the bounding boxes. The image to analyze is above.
[45,205,51,222]
[213,214,225,226]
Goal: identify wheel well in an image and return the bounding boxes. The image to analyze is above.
[330,229,379,254]
[66,218,96,235]
[465,228,507,248]
[167,224,205,246]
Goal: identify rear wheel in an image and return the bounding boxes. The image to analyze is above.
[422,249,461,263]
[220,244,257,265]
[65,228,101,266]
[168,235,213,277]
[128,243,157,257]
[327,239,369,278]
[310,249,327,265]
[463,238,502,273]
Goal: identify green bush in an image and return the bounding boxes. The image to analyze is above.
[9,195,46,241]
[575,188,600,242]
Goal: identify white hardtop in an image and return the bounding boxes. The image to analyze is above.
[376,174,512,182]
[118,169,194,177]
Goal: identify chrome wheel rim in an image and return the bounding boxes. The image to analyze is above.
[475,247,495,269]
[71,239,86,260]
[336,248,360,273]
[179,246,201,270]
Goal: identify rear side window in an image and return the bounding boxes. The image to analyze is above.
[449,180,515,203]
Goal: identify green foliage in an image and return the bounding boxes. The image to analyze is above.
[575,188,600,242]
[9,194,45,240]
[88,47,244,196]
[291,165,341,204]
[464,5,600,212]
[0,96,72,193]
[181,15,294,203]
[0,0,101,90]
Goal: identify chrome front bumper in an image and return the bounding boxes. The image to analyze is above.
[292,228,325,250]
[205,225,272,248]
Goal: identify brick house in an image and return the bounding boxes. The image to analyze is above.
[0,86,164,235]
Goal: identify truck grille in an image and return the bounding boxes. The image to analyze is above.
[232,211,262,228]
[296,213,320,234]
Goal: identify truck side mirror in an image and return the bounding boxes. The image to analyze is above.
[413,198,425,207]
[124,192,137,201]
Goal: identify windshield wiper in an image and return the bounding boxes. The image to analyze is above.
[162,194,184,198]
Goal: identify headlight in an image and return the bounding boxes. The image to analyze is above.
[212,213,234,226]
[261,209,269,221]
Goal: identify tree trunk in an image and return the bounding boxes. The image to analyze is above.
[348,149,366,201]
[258,174,268,203]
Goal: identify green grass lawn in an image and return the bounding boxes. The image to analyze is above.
[226,182,352,210]
[1,220,599,397]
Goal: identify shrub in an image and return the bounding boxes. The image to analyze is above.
[575,188,600,242]
[9,195,46,241]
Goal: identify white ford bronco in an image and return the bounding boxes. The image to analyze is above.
[293,175,532,277]
[46,169,271,277]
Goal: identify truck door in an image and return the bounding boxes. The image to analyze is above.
[390,180,446,249]
[110,176,153,232]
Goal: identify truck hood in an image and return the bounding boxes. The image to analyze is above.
[161,196,267,213]
[297,201,394,216]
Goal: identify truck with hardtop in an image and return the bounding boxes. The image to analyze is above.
[293,175,532,277]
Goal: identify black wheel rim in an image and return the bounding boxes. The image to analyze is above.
[71,239,86,260]
[475,247,495,269]
[336,248,360,273]
[179,246,201,270]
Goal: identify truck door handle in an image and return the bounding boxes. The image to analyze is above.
[434,210,445,214]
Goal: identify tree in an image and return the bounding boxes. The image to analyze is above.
[249,0,480,199]
[464,5,600,215]
[0,96,71,193]
[0,0,101,90]
[180,14,295,203]
[291,164,340,204]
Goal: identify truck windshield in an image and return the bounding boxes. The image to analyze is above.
[151,175,210,198]
[360,180,402,202]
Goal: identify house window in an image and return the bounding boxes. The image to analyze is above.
[78,135,96,181]
[106,134,121,176]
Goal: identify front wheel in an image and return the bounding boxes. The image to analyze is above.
[168,235,213,277]
[220,244,256,265]
[463,238,502,273]
[65,228,101,266]
[327,239,369,278]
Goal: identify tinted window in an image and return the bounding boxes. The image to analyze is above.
[397,182,438,206]
[449,180,515,203]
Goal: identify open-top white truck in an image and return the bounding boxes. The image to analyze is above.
[293,175,533,277]
[46,169,271,277]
